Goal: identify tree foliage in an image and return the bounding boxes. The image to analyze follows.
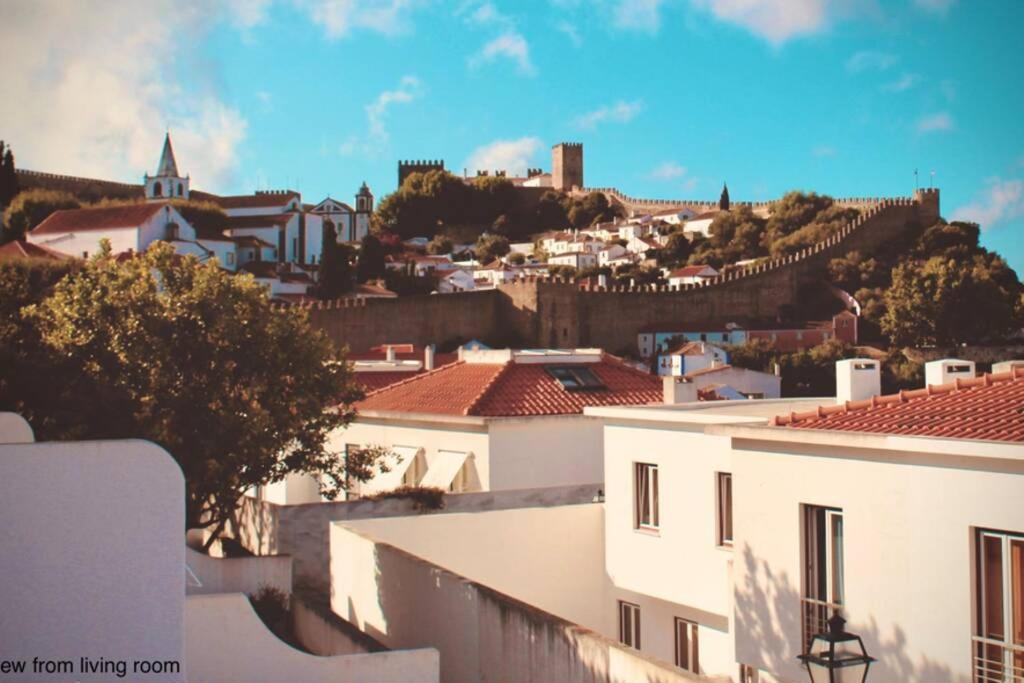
[426,235,453,255]
[475,233,510,264]
[0,140,19,210]
[20,241,379,538]
[318,224,354,298]
[2,188,80,242]
[356,233,387,283]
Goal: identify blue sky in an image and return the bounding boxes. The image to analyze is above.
[3,0,1023,269]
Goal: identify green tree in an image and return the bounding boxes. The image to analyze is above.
[426,235,453,255]
[2,188,80,242]
[719,183,730,211]
[169,199,228,235]
[23,241,381,541]
[535,190,569,231]
[566,191,620,229]
[356,233,387,283]
[882,254,1021,347]
[318,225,354,298]
[507,251,526,265]
[660,231,693,267]
[476,233,510,264]
[0,141,19,209]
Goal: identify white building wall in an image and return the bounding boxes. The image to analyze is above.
[731,437,1024,683]
[303,213,324,264]
[488,416,605,490]
[29,226,139,258]
[138,205,195,250]
[196,239,238,271]
[603,424,739,678]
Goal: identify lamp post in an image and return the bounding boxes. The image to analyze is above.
[797,614,875,683]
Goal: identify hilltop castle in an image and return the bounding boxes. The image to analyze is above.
[398,142,584,191]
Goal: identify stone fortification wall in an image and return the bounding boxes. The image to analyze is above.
[298,191,939,354]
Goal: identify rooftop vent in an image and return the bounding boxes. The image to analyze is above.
[924,358,975,388]
[836,358,880,404]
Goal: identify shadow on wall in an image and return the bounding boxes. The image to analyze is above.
[734,545,965,683]
[357,538,702,683]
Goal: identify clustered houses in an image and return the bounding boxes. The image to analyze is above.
[638,310,860,359]
[316,356,1024,683]
[24,133,374,299]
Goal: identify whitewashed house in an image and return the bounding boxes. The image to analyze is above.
[548,251,597,270]
[667,264,719,287]
[656,341,729,377]
[436,268,476,293]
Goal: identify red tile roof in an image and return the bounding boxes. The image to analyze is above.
[356,370,426,393]
[685,364,732,378]
[0,240,70,261]
[357,355,663,417]
[669,265,716,278]
[212,192,299,210]
[231,235,276,248]
[773,368,1024,443]
[241,261,279,278]
[30,203,167,235]
[666,341,717,356]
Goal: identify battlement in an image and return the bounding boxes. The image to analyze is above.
[553,142,583,149]
[17,168,141,190]
[255,189,297,196]
[398,160,446,188]
[527,168,544,178]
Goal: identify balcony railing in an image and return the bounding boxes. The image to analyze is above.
[973,636,1024,682]
[801,597,842,652]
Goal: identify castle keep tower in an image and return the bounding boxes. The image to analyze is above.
[552,142,583,191]
[397,160,444,189]
[145,133,189,201]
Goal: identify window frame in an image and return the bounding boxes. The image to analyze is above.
[803,505,844,606]
[716,472,733,547]
[634,462,660,531]
[975,528,1024,645]
[674,617,699,673]
[618,601,641,649]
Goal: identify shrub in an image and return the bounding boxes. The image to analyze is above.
[365,485,446,511]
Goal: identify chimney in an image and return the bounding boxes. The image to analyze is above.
[663,376,697,404]
[385,346,396,362]
[425,344,436,371]
[925,358,975,387]
[992,360,1024,375]
[835,358,880,404]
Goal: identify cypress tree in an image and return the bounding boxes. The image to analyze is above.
[719,182,730,211]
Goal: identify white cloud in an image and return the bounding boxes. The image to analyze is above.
[881,72,919,92]
[916,111,954,133]
[470,32,535,75]
[295,0,421,39]
[0,1,247,192]
[341,75,422,156]
[614,0,667,32]
[846,50,897,73]
[691,0,832,45]
[556,20,583,46]
[225,0,273,27]
[464,137,544,176]
[575,100,643,130]
[649,161,686,180]
[812,145,837,157]
[913,0,956,15]
[951,178,1024,230]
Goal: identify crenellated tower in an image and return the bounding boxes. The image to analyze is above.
[552,142,583,191]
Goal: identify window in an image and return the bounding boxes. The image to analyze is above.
[802,506,844,651]
[700,333,707,342]
[634,463,659,530]
[152,180,163,197]
[717,473,733,547]
[226,252,235,265]
[292,237,298,260]
[738,664,759,683]
[674,618,699,673]
[546,365,606,391]
[619,601,641,649]
[973,529,1024,680]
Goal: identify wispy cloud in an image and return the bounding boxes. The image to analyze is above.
[649,161,686,180]
[469,32,535,75]
[295,0,423,39]
[951,178,1024,230]
[464,137,543,176]
[691,0,837,45]
[613,0,666,32]
[882,72,920,92]
[913,0,956,16]
[916,111,954,134]
[812,145,837,158]
[846,50,898,73]
[340,75,422,156]
[0,0,248,192]
[556,20,583,46]
[575,100,643,130]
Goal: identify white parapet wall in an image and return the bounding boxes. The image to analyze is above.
[185,593,439,683]
[0,411,34,443]
[185,546,293,596]
[0,438,185,682]
[330,519,719,683]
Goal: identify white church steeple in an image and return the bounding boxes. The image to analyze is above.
[145,133,189,201]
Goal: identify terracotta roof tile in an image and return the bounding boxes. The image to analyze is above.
[213,192,299,210]
[225,214,294,229]
[357,355,662,417]
[0,240,71,261]
[30,203,167,235]
[773,368,1024,443]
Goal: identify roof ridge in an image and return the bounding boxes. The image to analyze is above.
[599,352,662,383]
[464,361,514,416]
[773,368,1024,428]
[358,359,465,399]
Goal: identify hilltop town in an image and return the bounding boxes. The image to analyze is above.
[2,128,1023,683]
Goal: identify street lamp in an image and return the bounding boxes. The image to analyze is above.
[797,614,875,683]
